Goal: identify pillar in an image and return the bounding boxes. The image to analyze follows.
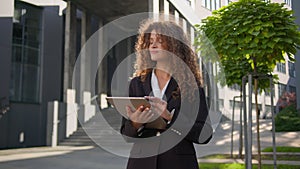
[63,1,77,102]
[80,10,92,104]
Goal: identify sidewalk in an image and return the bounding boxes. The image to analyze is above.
[0,119,299,169]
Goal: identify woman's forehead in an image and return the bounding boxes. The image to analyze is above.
[149,30,165,39]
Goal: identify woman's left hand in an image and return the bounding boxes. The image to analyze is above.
[145,96,173,121]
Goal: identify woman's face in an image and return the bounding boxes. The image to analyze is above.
[149,30,168,62]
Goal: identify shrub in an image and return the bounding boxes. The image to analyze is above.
[275,105,300,132]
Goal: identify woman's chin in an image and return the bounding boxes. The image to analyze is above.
[151,55,168,62]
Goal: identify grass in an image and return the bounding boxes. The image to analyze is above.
[262,146,300,153]
[199,163,300,169]
[275,105,300,132]
[202,153,300,161]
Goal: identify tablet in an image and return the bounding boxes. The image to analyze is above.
[106,97,151,117]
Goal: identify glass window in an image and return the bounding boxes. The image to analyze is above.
[215,0,221,9]
[207,0,211,10]
[202,0,206,7]
[224,0,231,6]
[211,0,216,10]
[284,0,292,6]
[289,86,296,94]
[278,83,287,97]
[288,61,295,77]
[276,62,286,74]
[10,1,42,103]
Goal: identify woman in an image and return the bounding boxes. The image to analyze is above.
[120,19,213,169]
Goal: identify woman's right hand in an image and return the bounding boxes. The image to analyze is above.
[126,105,153,129]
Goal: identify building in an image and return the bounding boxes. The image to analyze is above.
[0,0,297,149]
[292,0,300,110]
[0,0,65,149]
[0,0,205,149]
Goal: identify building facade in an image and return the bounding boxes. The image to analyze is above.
[0,0,297,149]
[0,0,65,149]
[0,0,205,149]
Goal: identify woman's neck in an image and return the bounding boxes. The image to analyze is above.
[155,62,171,80]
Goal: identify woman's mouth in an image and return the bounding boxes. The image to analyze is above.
[150,50,159,54]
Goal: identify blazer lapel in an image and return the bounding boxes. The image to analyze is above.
[164,77,178,102]
[142,73,153,96]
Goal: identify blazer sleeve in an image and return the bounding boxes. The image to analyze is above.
[169,87,213,144]
[120,77,141,142]
[185,87,213,144]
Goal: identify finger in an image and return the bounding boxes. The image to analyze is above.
[136,105,144,113]
[140,107,151,118]
[126,106,132,117]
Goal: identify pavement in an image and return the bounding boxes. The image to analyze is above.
[0,115,299,169]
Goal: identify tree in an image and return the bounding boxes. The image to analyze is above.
[195,0,300,168]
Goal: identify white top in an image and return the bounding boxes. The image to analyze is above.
[151,69,175,124]
[151,69,170,99]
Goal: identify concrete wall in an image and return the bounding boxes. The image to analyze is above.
[0,0,14,149]
[0,4,64,149]
[0,16,13,147]
[293,0,300,109]
[39,6,64,146]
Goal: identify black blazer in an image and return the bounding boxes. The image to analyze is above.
[121,72,213,169]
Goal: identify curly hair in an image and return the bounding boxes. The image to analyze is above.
[134,19,202,101]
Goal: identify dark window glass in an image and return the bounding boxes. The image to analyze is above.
[278,83,287,97]
[288,61,295,78]
[10,1,42,103]
[276,62,286,74]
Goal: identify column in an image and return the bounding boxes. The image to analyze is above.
[164,0,169,20]
[63,1,77,102]
[97,19,108,109]
[80,10,91,104]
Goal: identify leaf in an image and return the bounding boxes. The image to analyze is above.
[194,0,300,89]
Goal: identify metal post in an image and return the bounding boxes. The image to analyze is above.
[270,77,277,169]
[231,95,242,158]
[242,76,248,168]
[247,74,253,169]
[239,93,243,159]
[230,98,236,158]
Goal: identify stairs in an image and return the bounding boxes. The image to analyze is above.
[59,108,123,147]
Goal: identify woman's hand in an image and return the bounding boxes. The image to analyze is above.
[126,105,153,129]
[145,96,173,121]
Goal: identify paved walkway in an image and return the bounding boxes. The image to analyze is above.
[0,118,299,169]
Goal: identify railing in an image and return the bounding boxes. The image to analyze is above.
[0,97,10,119]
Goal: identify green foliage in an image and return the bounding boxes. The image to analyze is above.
[199,163,300,169]
[262,146,300,153]
[275,105,300,132]
[199,163,245,169]
[195,0,300,90]
[202,153,300,161]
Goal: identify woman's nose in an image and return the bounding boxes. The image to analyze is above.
[151,41,158,48]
